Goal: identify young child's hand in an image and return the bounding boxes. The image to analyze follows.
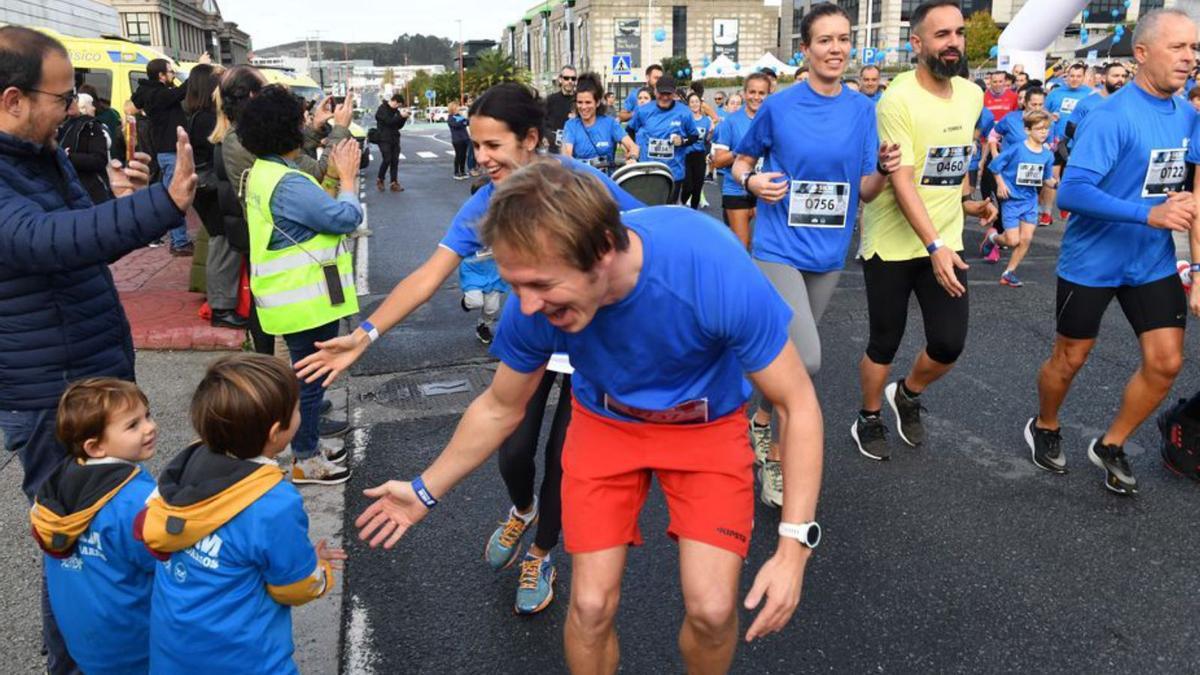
[315,539,348,570]
[995,182,1010,201]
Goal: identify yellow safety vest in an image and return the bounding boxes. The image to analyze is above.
[245,159,359,335]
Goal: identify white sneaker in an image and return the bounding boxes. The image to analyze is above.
[759,460,783,508]
[750,421,771,466]
[292,455,351,485]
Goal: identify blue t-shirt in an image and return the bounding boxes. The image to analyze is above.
[864,90,883,104]
[623,89,641,112]
[627,101,699,180]
[46,469,157,675]
[970,107,996,172]
[459,252,509,294]
[989,141,1053,207]
[1046,86,1093,142]
[735,82,878,273]
[439,156,644,257]
[994,109,1027,148]
[711,108,756,197]
[1059,84,1195,287]
[150,481,319,674]
[491,206,792,423]
[689,114,713,154]
[563,116,626,164]
[1066,91,1107,147]
[715,106,730,120]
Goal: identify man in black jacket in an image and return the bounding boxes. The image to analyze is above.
[0,26,197,674]
[132,56,195,254]
[543,64,576,154]
[374,93,409,191]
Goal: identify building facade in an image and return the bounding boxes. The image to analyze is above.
[782,0,1178,65]
[0,0,120,37]
[501,0,781,90]
[106,0,250,64]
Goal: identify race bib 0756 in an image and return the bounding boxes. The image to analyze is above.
[1015,162,1045,188]
[788,180,851,227]
[920,145,971,187]
[1142,148,1187,197]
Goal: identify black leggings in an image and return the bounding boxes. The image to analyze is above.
[497,371,571,552]
[452,139,469,176]
[376,141,399,182]
[862,254,969,366]
[680,150,707,209]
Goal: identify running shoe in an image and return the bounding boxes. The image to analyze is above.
[1087,439,1138,495]
[1023,418,1066,474]
[1000,271,1023,287]
[1038,212,1052,227]
[759,460,783,508]
[319,418,350,438]
[850,413,890,461]
[986,244,1001,264]
[291,456,351,485]
[476,323,493,345]
[750,420,771,466]
[514,553,557,615]
[884,380,925,447]
[1059,210,1070,221]
[485,506,537,570]
[319,398,333,416]
[979,234,996,260]
[323,444,348,465]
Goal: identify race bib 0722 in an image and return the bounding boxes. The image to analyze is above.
[920,145,971,187]
[1015,162,1045,188]
[1142,148,1187,198]
[788,180,851,227]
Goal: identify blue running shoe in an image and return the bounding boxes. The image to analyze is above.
[980,233,996,259]
[515,553,557,615]
[484,505,537,570]
[1000,270,1023,287]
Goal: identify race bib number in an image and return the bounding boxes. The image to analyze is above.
[1142,148,1187,197]
[603,394,709,424]
[1059,97,1079,114]
[648,137,674,160]
[920,145,971,187]
[788,180,851,227]
[554,129,564,146]
[1015,162,1044,188]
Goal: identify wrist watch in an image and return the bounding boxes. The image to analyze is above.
[740,169,757,192]
[778,521,821,549]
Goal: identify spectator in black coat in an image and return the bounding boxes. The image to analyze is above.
[132,55,196,254]
[374,93,408,191]
[57,92,112,203]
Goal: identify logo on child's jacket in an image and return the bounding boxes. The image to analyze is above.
[184,533,224,570]
[77,531,107,562]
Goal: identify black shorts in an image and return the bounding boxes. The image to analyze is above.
[1053,142,1070,168]
[1055,274,1186,340]
[862,254,970,365]
[722,194,757,210]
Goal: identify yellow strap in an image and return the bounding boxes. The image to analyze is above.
[31,466,141,554]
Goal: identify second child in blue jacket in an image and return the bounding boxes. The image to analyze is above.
[448,101,472,179]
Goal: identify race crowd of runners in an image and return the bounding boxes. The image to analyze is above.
[6,0,1200,672]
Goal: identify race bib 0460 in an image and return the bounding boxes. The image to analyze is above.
[1142,148,1187,197]
[648,137,673,160]
[788,180,851,227]
[1015,162,1045,188]
[920,145,971,187]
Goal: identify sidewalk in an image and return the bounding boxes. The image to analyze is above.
[111,243,244,351]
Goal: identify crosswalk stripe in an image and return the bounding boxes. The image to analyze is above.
[417,151,438,159]
[445,150,456,156]
[398,153,406,160]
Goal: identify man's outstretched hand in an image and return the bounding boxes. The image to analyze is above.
[354,481,431,549]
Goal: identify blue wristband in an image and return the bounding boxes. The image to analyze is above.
[411,475,438,509]
[359,320,379,343]
[925,238,944,254]
[1190,263,1200,273]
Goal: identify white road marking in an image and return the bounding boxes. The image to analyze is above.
[345,594,378,674]
[354,203,370,295]
[444,150,456,156]
[398,153,406,160]
[416,151,438,159]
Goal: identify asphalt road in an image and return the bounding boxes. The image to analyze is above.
[338,140,1200,674]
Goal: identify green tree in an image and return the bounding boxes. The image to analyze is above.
[382,67,395,86]
[661,56,693,86]
[468,50,530,92]
[964,11,1002,66]
[432,71,461,103]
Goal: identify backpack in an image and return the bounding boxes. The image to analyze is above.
[1158,398,1200,482]
[212,143,249,253]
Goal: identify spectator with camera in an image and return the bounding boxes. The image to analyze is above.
[375,92,409,192]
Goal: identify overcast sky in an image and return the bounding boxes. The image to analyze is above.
[219,0,533,49]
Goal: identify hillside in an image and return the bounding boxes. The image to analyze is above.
[255,34,456,67]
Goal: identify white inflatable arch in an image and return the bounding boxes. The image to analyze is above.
[997,0,1090,78]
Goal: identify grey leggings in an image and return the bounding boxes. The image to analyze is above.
[754,260,840,439]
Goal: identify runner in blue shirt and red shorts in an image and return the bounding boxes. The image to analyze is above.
[354,160,825,672]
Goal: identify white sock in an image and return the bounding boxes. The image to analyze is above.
[988,232,999,244]
[512,496,538,524]
[526,550,550,562]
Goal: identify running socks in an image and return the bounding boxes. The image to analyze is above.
[859,409,881,419]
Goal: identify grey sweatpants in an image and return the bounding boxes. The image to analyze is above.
[206,234,242,310]
[754,260,840,440]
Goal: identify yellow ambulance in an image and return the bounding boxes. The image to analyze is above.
[39,28,177,114]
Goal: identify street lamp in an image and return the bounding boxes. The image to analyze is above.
[457,19,464,105]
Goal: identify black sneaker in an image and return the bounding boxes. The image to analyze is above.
[1024,418,1066,474]
[850,414,890,461]
[318,418,350,438]
[1087,439,1138,495]
[884,380,925,447]
[460,296,471,312]
[323,444,348,464]
[476,323,493,344]
[319,398,333,416]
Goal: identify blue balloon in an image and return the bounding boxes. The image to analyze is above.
[1082,9,1089,19]
[1111,8,1119,17]
[850,48,858,57]
[1081,32,1089,45]
[734,64,741,71]
[989,45,998,58]
[789,58,797,66]
[676,70,683,77]
[716,67,722,74]
[904,43,913,52]
[1123,0,1131,7]
[654,28,667,42]
[684,68,691,75]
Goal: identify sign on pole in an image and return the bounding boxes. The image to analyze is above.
[425,89,435,101]
[611,53,632,76]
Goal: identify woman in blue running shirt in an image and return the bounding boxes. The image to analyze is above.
[561,73,639,173]
[296,83,644,615]
[680,92,714,209]
[731,2,900,505]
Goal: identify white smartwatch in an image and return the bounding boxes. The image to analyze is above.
[778,521,821,549]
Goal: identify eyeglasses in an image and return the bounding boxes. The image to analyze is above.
[561,75,577,81]
[26,87,77,111]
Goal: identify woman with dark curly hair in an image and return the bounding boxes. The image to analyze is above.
[239,84,364,486]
